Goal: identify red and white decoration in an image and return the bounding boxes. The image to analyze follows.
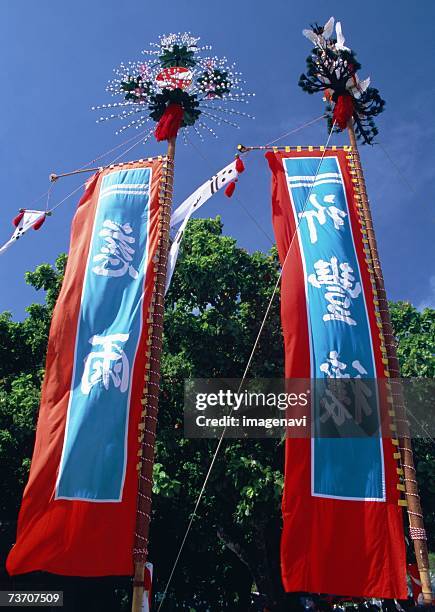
[142,562,153,612]
[0,210,47,256]
[155,67,193,91]
[165,157,245,292]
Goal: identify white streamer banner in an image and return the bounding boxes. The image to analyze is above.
[0,210,46,256]
[166,159,240,293]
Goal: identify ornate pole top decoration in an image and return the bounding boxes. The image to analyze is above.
[94,32,254,143]
[299,17,385,144]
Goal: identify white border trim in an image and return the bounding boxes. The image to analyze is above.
[55,166,152,503]
[283,154,386,503]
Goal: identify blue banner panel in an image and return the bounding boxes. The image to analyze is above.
[283,156,384,500]
[56,168,151,501]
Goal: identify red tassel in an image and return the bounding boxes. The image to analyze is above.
[33,214,46,231]
[13,211,24,227]
[333,94,354,130]
[225,181,236,198]
[235,157,245,173]
[154,103,184,142]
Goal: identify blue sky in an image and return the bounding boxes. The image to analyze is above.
[0,0,434,317]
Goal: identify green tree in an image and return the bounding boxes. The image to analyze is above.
[151,217,285,609]
[0,254,67,517]
[389,301,435,552]
[390,301,435,377]
[0,221,433,610]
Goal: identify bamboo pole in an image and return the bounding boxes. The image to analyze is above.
[131,137,176,612]
[347,122,433,605]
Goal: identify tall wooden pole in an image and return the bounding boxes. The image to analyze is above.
[132,137,176,612]
[348,122,433,605]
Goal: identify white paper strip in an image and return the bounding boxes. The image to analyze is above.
[166,160,240,293]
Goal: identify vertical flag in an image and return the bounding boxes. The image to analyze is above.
[7,157,165,576]
[266,147,407,598]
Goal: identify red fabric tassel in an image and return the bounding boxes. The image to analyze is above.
[235,157,245,173]
[225,181,236,198]
[154,103,184,142]
[33,214,46,231]
[333,94,354,130]
[13,211,24,227]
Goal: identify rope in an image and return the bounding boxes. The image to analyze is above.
[46,129,153,215]
[185,135,275,246]
[265,114,326,146]
[183,113,328,248]
[405,405,435,446]
[11,129,152,222]
[377,141,416,195]
[237,115,327,152]
[47,183,89,215]
[156,122,336,611]
[74,129,154,173]
[50,134,165,181]
[17,188,52,215]
[44,183,53,213]
[19,115,324,228]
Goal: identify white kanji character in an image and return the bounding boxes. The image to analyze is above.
[319,351,372,425]
[352,360,368,376]
[299,194,347,244]
[92,220,139,279]
[319,350,350,378]
[81,333,130,394]
[308,256,361,325]
[320,387,352,426]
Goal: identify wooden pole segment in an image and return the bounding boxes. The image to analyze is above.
[131,137,176,612]
[347,122,433,605]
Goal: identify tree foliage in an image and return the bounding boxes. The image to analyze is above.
[0,221,433,610]
[0,254,67,517]
[389,301,435,552]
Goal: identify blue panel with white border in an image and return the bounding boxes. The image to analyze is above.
[56,167,151,501]
[283,156,384,501]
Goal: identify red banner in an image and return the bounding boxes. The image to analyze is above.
[267,148,407,599]
[7,158,164,576]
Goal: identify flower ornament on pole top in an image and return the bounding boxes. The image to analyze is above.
[93,32,254,143]
[299,17,385,144]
